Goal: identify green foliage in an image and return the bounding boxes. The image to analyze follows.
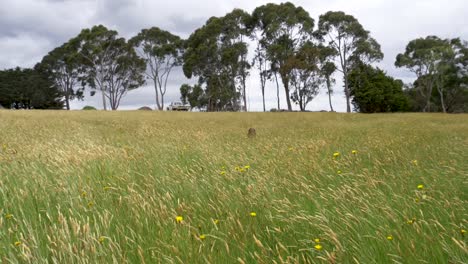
[349,64,409,113]
[251,2,315,111]
[71,25,146,110]
[317,11,383,112]
[82,105,97,110]
[36,40,84,110]
[0,67,64,109]
[183,9,251,111]
[129,27,184,110]
[180,84,207,110]
[396,36,468,112]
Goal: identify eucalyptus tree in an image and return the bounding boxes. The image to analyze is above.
[395,36,453,112]
[252,2,315,111]
[317,11,383,112]
[129,27,184,110]
[38,41,83,110]
[285,42,327,111]
[322,62,337,112]
[71,25,146,110]
[183,9,250,111]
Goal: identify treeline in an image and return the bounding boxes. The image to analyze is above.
[0,2,466,112]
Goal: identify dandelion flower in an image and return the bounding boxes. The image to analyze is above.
[250,212,257,217]
[314,238,320,243]
[387,235,393,241]
[176,216,183,223]
[333,152,340,158]
[352,150,358,154]
[314,244,322,250]
[417,184,424,190]
[244,165,250,170]
[14,241,21,246]
[199,234,206,240]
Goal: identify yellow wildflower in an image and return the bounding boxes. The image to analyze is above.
[333,152,340,158]
[461,229,466,235]
[213,219,219,225]
[412,160,418,166]
[5,214,13,220]
[337,170,342,174]
[219,171,226,175]
[81,191,87,197]
[176,216,183,223]
[98,236,106,243]
[314,244,322,250]
[387,235,393,240]
[244,165,250,170]
[14,241,21,247]
[352,150,358,154]
[87,201,94,208]
[314,238,320,243]
[417,184,424,190]
[199,234,206,240]
[250,212,257,217]
[407,218,416,224]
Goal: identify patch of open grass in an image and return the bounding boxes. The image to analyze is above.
[0,111,466,263]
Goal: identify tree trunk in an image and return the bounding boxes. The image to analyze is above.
[65,92,70,110]
[274,73,280,110]
[153,78,162,110]
[327,79,334,112]
[280,73,292,111]
[437,79,446,113]
[261,86,266,112]
[101,88,107,111]
[242,76,247,112]
[343,73,351,113]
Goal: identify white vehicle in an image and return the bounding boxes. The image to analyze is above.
[167,102,190,111]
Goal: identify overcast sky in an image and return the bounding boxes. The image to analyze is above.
[1,0,467,111]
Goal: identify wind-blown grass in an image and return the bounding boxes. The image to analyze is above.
[0,111,466,263]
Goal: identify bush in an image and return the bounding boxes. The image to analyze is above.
[82,106,97,110]
[138,106,153,111]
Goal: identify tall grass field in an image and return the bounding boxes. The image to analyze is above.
[0,111,466,263]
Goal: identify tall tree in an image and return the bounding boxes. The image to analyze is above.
[395,36,449,112]
[129,27,184,110]
[183,10,250,112]
[322,62,336,112]
[349,64,409,113]
[0,67,63,109]
[72,25,146,110]
[252,2,315,111]
[285,42,325,111]
[251,40,270,112]
[317,11,383,113]
[37,41,83,110]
